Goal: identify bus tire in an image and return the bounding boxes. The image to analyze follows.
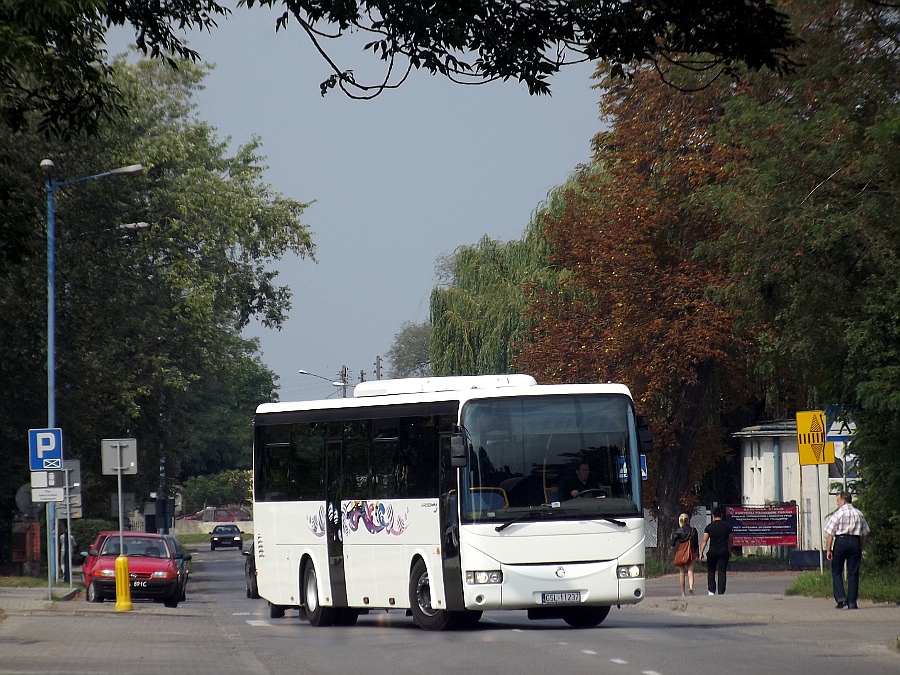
[303,564,335,627]
[333,608,360,626]
[562,605,610,628]
[408,559,454,631]
[269,601,285,619]
[454,610,483,628]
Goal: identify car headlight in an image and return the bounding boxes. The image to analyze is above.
[617,564,644,579]
[465,570,503,585]
[98,568,116,577]
[151,570,175,579]
[233,537,241,542]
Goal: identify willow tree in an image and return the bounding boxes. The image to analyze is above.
[429,215,555,375]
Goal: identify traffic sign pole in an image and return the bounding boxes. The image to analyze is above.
[28,428,64,600]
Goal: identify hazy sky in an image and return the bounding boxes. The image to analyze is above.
[108,6,603,401]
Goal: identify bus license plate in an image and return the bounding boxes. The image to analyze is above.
[542,592,581,604]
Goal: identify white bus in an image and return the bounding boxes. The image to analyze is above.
[252,374,651,630]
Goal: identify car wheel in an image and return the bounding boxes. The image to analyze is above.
[163,593,180,608]
[87,580,104,603]
[303,564,335,627]
[408,559,453,631]
[561,605,610,628]
[210,543,216,551]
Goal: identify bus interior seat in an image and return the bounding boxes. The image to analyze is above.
[469,487,507,510]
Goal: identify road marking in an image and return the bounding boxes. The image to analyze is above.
[581,650,597,655]
[641,671,662,675]
[246,620,271,626]
[233,612,251,616]
[610,658,628,664]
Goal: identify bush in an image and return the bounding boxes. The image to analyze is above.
[68,518,116,564]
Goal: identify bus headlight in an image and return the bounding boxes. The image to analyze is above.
[617,565,644,579]
[465,570,503,585]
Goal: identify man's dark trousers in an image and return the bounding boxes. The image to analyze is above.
[831,535,862,607]
[706,551,730,595]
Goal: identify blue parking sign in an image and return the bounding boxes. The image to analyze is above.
[28,428,63,470]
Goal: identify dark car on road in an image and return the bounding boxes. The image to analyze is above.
[85,532,190,607]
[243,545,260,598]
[210,524,243,551]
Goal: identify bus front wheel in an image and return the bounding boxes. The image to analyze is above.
[409,559,454,631]
[303,564,335,627]
[562,605,610,628]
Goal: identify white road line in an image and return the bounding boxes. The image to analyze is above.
[581,650,598,655]
[610,658,628,664]
[246,620,271,626]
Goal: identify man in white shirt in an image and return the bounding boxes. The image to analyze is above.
[824,491,870,609]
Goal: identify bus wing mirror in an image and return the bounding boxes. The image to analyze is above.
[450,435,468,468]
[637,415,654,454]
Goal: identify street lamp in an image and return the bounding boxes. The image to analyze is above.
[298,369,346,397]
[40,158,143,591]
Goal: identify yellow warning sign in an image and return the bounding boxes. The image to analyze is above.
[796,410,836,466]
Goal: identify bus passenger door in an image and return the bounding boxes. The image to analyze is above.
[325,438,348,606]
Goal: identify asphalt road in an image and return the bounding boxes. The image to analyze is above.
[1,551,898,675]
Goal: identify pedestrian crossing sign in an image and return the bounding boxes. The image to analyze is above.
[796,410,836,465]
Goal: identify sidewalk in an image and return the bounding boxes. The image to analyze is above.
[0,585,79,613]
[636,571,900,657]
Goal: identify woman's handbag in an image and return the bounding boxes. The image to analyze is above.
[674,539,692,566]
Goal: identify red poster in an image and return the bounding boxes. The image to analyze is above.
[725,505,798,547]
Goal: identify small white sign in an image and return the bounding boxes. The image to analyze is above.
[32,487,65,502]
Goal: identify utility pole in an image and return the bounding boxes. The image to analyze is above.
[338,365,349,398]
[374,355,383,380]
[358,369,366,384]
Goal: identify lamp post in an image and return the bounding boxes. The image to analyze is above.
[40,159,143,591]
[298,369,346,397]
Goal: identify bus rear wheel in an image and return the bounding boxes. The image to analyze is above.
[562,605,610,628]
[303,564,335,627]
[409,559,454,631]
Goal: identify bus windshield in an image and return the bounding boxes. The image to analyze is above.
[458,394,642,522]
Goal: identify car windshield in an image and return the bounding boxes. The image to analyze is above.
[100,536,170,557]
[458,394,643,523]
[214,526,239,534]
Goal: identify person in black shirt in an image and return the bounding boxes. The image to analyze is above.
[558,462,592,500]
[700,506,734,595]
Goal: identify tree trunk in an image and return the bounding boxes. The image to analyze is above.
[652,359,714,562]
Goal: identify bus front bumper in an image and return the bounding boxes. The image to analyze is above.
[462,559,644,611]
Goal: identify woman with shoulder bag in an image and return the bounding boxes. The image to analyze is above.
[671,513,699,596]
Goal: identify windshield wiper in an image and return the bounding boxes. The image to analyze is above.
[602,517,627,527]
[495,506,555,532]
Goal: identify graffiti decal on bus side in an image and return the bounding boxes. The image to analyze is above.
[343,501,409,536]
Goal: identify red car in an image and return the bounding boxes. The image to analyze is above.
[82,532,189,607]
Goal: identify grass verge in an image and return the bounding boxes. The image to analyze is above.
[786,566,900,603]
